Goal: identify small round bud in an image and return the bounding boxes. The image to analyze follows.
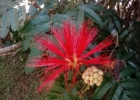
[98,70,104,76]
[87,67,92,71]
[88,71,93,76]
[84,70,88,74]
[84,75,89,80]
[98,76,103,81]
[82,66,104,86]
[82,73,85,79]
[93,79,98,84]
[96,81,101,86]
[91,66,96,69]
[84,79,88,84]
[93,73,98,78]
[89,76,93,81]
[92,68,98,72]
[89,81,94,86]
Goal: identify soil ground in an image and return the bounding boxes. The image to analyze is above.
[0,52,45,100]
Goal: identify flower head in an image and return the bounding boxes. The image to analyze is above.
[28,21,114,92]
[82,66,104,86]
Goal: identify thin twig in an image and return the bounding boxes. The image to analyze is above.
[0,48,21,57]
[0,42,21,55]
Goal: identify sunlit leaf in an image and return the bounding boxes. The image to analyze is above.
[18,6,26,29]
[27,5,37,16]
[0,13,10,38]
[10,8,19,31]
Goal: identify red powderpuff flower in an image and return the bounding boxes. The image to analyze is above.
[28,21,114,92]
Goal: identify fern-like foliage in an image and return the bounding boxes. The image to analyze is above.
[42,76,83,100]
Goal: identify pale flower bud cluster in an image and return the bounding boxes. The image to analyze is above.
[82,66,104,86]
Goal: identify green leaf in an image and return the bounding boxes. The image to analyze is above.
[51,85,65,93]
[46,92,60,98]
[119,30,128,40]
[93,77,113,99]
[45,76,81,100]
[22,35,32,51]
[80,4,103,11]
[20,15,50,35]
[30,46,43,57]
[65,10,75,17]
[68,93,76,100]
[63,3,71,13]
[118,91,128,100]
[25,67,35,74]
[114,20,120,32]
[116,48,135,61]
[0,18,2,29]
[78,5,102,27]
[127,61,139,70]
[108,21,114,31]
[0,13,10,38]
[64,92,71,100]
[44,0,58,9]
[52,14,71,25]
[102,19,109,27]
[112,16,121,32]
[108,83,122,100]
[136,71,140,79]
[27,5,37,16]
[10,8,19,31]
[87,0,96,3]
[25,46,43,73]
[121,93,129,100]
[74,9,84,26]
[18,6,26,29]
[121,53,135,60]
[128,97,139,100]
[71,88,77,96]
[126,91,140,98]
[36,0,47,6]
[31,22,50,35]
[31,15,50,26]
[37,10,48,16]
[120,66,135,78]
[121,79,140,88]
[69,0,75,10]
[116,48,123,59]
[126,87,140,94]
[107,78,140,100]
[103,9,116,16]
